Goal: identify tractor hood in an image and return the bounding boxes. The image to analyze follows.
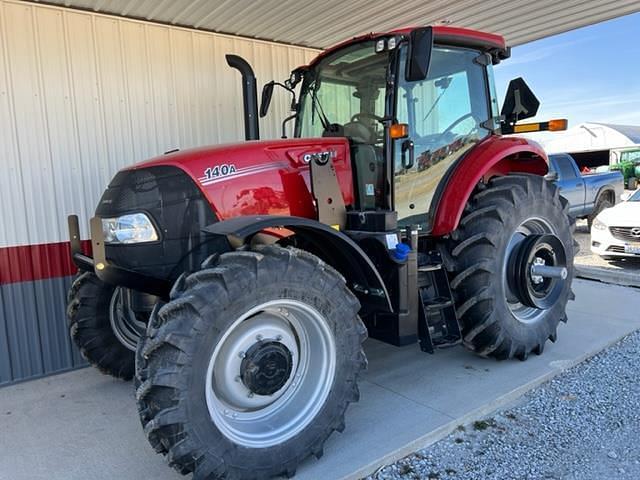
[125,137,355,221]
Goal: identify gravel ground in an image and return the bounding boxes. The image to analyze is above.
[573,219,640,272]
[367,329,640,480]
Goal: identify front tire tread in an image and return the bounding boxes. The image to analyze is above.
[135,245,366,480]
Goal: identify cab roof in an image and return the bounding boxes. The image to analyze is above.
[308,25,508,68]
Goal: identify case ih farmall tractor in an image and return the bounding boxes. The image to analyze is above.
[67,25,574,479]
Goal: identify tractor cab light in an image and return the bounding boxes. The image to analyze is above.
[548,119,568,131]
[375,39,386,53]
[512,118,568,134]
[513,123,542,133]
[390,123,409,139]
[388,37,397,50]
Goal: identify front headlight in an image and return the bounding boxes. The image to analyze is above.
[102,213,158,244]
[592,218,607,231]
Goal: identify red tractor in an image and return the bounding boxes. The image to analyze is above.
[66,25,574,480]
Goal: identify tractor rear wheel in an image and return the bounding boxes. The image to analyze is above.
[443,174,574,360]
[135,245,366,480]
[67,272,147,379]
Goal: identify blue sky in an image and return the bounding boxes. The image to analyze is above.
[493,12,640,128]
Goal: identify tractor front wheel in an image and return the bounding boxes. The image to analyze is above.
[66,272,147,379]
[444,174,575,360]
[135,246,366,479]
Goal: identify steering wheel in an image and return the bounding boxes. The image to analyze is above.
[348,112,386,143]
[441,113,478,138]
[350,112,385,123]
[411,113,480,151]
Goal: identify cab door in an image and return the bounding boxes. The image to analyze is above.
[393,46,493,229]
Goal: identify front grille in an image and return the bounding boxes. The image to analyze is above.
[609,226,640,242]
[96,166,225,281]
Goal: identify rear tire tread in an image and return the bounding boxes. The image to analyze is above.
[445,174,574,360]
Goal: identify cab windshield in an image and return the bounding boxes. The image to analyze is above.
[296,41,390,145]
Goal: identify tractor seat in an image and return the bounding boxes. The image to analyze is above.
[350,142,384,210]
[343,121,375,145]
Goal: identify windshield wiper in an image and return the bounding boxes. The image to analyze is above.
[310,84,331,131]
[423,76,453,122]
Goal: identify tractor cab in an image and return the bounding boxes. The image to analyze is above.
[262,27,511,229]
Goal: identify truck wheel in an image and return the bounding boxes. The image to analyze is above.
[67,272,146,379]
[587,195,613,230]
[135,246,366,479]
[444,174,574,360]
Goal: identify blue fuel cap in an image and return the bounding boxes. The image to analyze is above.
[392,242,411,262]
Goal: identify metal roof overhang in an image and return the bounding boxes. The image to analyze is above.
[28,0,640,49]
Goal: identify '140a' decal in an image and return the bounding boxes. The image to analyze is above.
[204,164,237,180]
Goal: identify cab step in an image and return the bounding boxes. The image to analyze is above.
[417,251,462,354]
[423,297,454,311]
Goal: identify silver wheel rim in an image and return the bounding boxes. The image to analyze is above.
[502,217,556,324]
[205,299,337,448]
[109,287,147,351]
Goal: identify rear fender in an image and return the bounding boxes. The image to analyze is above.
[430,136,548,236]
[204,215,393,313]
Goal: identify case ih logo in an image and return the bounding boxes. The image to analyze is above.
[302,150,336,165]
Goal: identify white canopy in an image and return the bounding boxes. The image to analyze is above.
[541,123,640,154]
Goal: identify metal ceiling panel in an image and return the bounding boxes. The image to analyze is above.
[28,0,640,48]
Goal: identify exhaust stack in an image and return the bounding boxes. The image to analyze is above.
[226,54,260,141]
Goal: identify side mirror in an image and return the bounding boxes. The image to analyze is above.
[406,27,433,82]
[501,77,540,124]
[259,81,275,118]
[544,170,559,182]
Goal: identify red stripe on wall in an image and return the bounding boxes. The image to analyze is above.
[0,240,92,285]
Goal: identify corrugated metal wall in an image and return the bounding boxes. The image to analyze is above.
[0,0,318,385]
[0,0,318,246]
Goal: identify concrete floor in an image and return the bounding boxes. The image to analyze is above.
[1,279,639,480]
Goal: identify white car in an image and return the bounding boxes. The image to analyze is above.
[590,189,640,259]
